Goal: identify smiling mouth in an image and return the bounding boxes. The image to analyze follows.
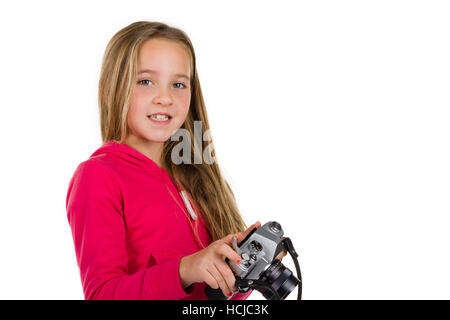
[148,114,172,121]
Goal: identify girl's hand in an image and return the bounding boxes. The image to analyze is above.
[275,238,288,261]
[178,221,287,297]
[179,233,243,297]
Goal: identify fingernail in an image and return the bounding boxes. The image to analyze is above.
[237,259,241,264]
[227,292,232,297]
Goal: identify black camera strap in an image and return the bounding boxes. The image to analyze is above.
[282,237,302,300]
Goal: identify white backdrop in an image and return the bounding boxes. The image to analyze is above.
[0,0,449,299]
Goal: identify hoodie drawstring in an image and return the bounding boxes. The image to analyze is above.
[164,181,207,250]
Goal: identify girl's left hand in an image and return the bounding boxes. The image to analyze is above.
[275,238,287,261]
[236,222,287,261]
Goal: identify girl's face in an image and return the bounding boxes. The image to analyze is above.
[125,38,192,149]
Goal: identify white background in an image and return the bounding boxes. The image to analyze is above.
[0,0,449,299]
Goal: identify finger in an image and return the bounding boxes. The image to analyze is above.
[245,221,261,234]
[204,269,219,289]
[215,259,237,293]
[237,221,261,243]
[275,248,287,260]
[208,264,231,297]
[235,232,243,244]
[220,233,236,245]
[217,242,241,263]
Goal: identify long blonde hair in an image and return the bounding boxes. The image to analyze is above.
[98,21,248,241]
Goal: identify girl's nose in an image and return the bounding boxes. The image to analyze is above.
[153,89,173,105]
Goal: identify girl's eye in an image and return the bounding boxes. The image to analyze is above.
[138,79,152,86]
[138,79,186,89]
[174,83,186,89]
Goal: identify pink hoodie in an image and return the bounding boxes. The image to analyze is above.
[66,141,252,300]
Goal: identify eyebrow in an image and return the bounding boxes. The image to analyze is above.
[137,69,190,81]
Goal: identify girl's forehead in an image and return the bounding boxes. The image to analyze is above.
[137,38,191,76]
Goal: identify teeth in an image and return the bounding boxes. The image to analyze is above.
[149,114,169,121]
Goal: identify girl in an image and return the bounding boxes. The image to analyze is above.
[66,21,284,300]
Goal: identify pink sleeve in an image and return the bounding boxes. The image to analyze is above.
[66,160,192,300]
[230,290,253,300]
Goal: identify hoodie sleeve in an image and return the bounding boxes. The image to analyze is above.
[66,160,193,300]
[230,290,253,300]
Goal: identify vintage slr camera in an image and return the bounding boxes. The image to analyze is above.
[205,221,302,300]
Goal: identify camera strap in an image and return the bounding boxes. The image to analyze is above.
[282,237,302,300]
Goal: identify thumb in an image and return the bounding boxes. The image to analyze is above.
[221,233,238,246]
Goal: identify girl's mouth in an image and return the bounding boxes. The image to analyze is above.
[148,114,172,125]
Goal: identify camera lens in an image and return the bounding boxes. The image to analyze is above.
[259,259,300,300]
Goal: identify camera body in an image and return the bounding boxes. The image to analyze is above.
[205,221,301,300]
[228,221,286,280]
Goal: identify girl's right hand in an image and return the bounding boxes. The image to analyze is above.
[179,221,261,297]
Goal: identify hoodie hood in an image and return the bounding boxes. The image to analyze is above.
[90,141,165,173]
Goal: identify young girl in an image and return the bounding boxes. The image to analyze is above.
[66,21,282,300]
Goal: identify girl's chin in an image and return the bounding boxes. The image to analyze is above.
[125,131,172,145]
[134,125,182,143]
[143,130,176,141]
[142,135,171,143]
